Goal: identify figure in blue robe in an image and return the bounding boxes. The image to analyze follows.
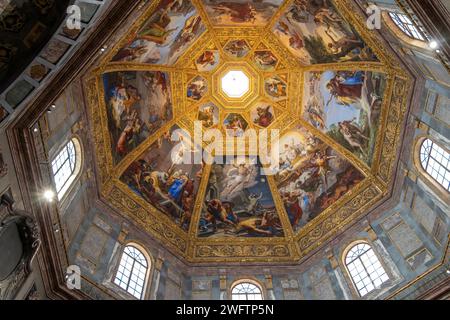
[168,178,185,203]
[342,71,364,86]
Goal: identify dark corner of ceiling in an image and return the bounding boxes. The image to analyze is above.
[0,0,73,93]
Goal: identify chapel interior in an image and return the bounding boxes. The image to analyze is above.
[0,0,449,301]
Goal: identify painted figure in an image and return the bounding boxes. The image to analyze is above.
[120,126,202,231]
[253,105,274,128]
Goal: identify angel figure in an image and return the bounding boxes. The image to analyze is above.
[220,163,257,201]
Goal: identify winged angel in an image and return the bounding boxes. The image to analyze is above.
[220,163,258,201]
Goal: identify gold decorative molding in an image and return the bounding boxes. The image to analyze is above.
[83,0,413,264]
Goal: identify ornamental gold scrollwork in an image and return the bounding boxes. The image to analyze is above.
[83,0,412,264]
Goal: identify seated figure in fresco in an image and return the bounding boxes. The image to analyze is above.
[196,51,216,68]
[198,106,216,128]
[253,106,274,128]
[225,115,246,137]
[187,79,207,100]
[266,78,287,98]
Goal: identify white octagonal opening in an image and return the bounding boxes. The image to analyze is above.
[221,70,249,98]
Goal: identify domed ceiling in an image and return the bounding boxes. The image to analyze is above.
[85,0,412,263]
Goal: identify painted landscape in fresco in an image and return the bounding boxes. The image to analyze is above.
[272,126,364,232]
[112,0,206,65]
[302,70,386,165]
[272,0,377,65]
[103,71,173,163]
[198,157,284,238]
[120,126,203,231]
[202,0,284,26]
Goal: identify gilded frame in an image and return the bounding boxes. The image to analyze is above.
[84,0,413,263]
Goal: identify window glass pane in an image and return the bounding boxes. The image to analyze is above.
[231,282,263,300]
[51,140,77,199]
[345,243,389,297]
[389,12,426,41]
[114,245,149,299]
[420,139,450,191]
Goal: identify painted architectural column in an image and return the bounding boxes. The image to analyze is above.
[328,253,352,300]
[151,256,165,300]
[264,272,276,300]
[219,269,227,300]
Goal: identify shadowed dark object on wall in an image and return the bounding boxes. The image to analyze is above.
[0,194,40,299]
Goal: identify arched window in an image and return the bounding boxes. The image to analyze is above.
[420,139,450,192]
[51,138,82,200]
[345,243,389,297]
[231,281,263,300]
[114,245,149,299]
[388,12,427,41]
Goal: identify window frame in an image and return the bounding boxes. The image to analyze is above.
[343,241,390,298]
[230,279,265,301]
[50,137,83,202]
[113,243,152,300]
[388,11,428,41]
[419,138,450,192]
[413,136,450,201]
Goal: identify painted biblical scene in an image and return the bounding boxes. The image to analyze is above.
[198,103,220,128]
[302,70,386,165]
[112,1,206,65]
[253,50,278,71]
[187,75,208,101]
[272,0,378,65]
[195,50,220,72]
[198,156,284,238]
[224,39,251,58]
[120,126,203,231]
[272,126,364,232]
[202,0,284,27]
[223,113,249,137]
[250,103,275,128]
[264,75,287,101]
[103,71,173,163]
